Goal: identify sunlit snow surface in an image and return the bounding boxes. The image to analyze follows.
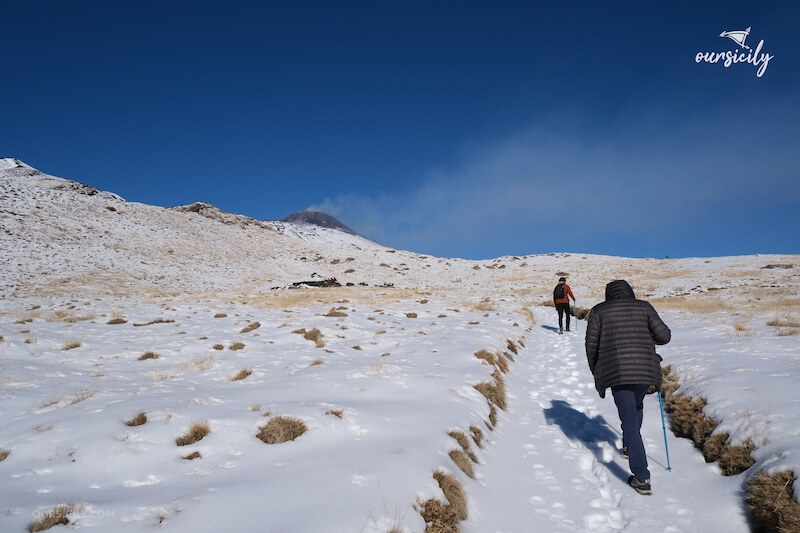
[1,158,798,532]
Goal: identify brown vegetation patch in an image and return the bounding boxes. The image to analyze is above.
[419,470,469,532]
[309,359,324,366]
[767,317,800,336]
[475,370,507,428]
[28,504,75,532]
[662,366,799,530]
[506,339,518,355]
[448,449,475,478]
[232,369,253,381]
[474,349,495,366]
[419,499,458,533]
[240,321,261,333]
[182,451,202,460]
[470,425,484,449]
[133,318,175,326]
[406,312,418,318]
[703,433,756,476]
[257,416,308,444]
[326,409,344,418]
[138,351,160,361]
[214,313,227,318]
[62,340,82,351]
[176,421,211,446]
[212,343,224,350]
[293,327,325,348]
[474,299,495,311]
[0,448,10,462]
[448,430,478,464]
[324,308,348,318]
[107,318,127,325]
[745,470,800,533]
[125,412,147,426]
[229,342,245,350]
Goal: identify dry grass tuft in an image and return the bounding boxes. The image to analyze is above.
[745,470,800,533]
[0,448,10,462]
[240,321,261,333]
[418,470,468,532]
[309,359,324,366]
[649,295,733,313]
[474,369,507,428]
[767,318,800,328]
[326,409,344,418]
[474,349,495,366]
[702,433,756,475]
[182,451,202,460]
[212,343,224,350]
[257,416,308,444]
[434,470,467,521]
[62,340,82,351]
[293,327,325,348]
[125,412,147,426]
[767,317,800,336]
[176,421,211,446]
[448,449,475,478]
[666,392,721,453]
[405,312,418,318]
[214,313,228,318]
[474,299,495,311]
[232,369,253,381]
[419,498,459,533]
[448,430,478,463]
[324,307,348,318]
[229,341,246,350]
[470,425,484,449]
[107,318,127,325]
[133,318,175,327]
[138,351,160,361]
[28,504,75,532]
[663,366,800,531]
[52,310,95,323]
[506,339,518,355]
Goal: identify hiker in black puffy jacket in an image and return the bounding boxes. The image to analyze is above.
[585,279,671,495]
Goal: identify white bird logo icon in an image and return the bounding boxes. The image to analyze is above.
[720,27,751,50]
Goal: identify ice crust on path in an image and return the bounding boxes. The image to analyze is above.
[462,307,750,533]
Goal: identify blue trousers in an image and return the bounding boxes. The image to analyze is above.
[612,384,650,481]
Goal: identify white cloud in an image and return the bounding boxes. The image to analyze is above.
[312,99,800,258]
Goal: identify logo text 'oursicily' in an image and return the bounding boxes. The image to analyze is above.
[695,27,774,77]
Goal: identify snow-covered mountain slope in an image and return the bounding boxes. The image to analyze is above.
[1,157,798,310]
[2,158,800,532]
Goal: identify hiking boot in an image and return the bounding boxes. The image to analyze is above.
[621,447,629,459]
[559,328,563,334]
[565,327,570,331]
[627,475,652,495]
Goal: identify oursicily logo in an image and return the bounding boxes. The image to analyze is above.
[695,26,774,77]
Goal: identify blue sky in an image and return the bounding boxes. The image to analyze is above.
[3,1,798,259]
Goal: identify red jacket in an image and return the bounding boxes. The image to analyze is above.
[554,282,575,305]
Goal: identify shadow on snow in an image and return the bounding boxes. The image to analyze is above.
[543,399,630,482]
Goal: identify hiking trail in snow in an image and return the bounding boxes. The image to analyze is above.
[462,307,750,533]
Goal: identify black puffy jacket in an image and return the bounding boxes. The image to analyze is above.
[585,280,671,398]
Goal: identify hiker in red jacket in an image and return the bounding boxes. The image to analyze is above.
[553,277,576,334]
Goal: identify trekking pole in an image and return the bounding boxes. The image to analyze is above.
[658,390,672,471]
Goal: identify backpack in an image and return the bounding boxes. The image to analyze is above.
[554,284,565,299]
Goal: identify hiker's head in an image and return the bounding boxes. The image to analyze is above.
[558,277,566,283]
[605,279,635,301]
